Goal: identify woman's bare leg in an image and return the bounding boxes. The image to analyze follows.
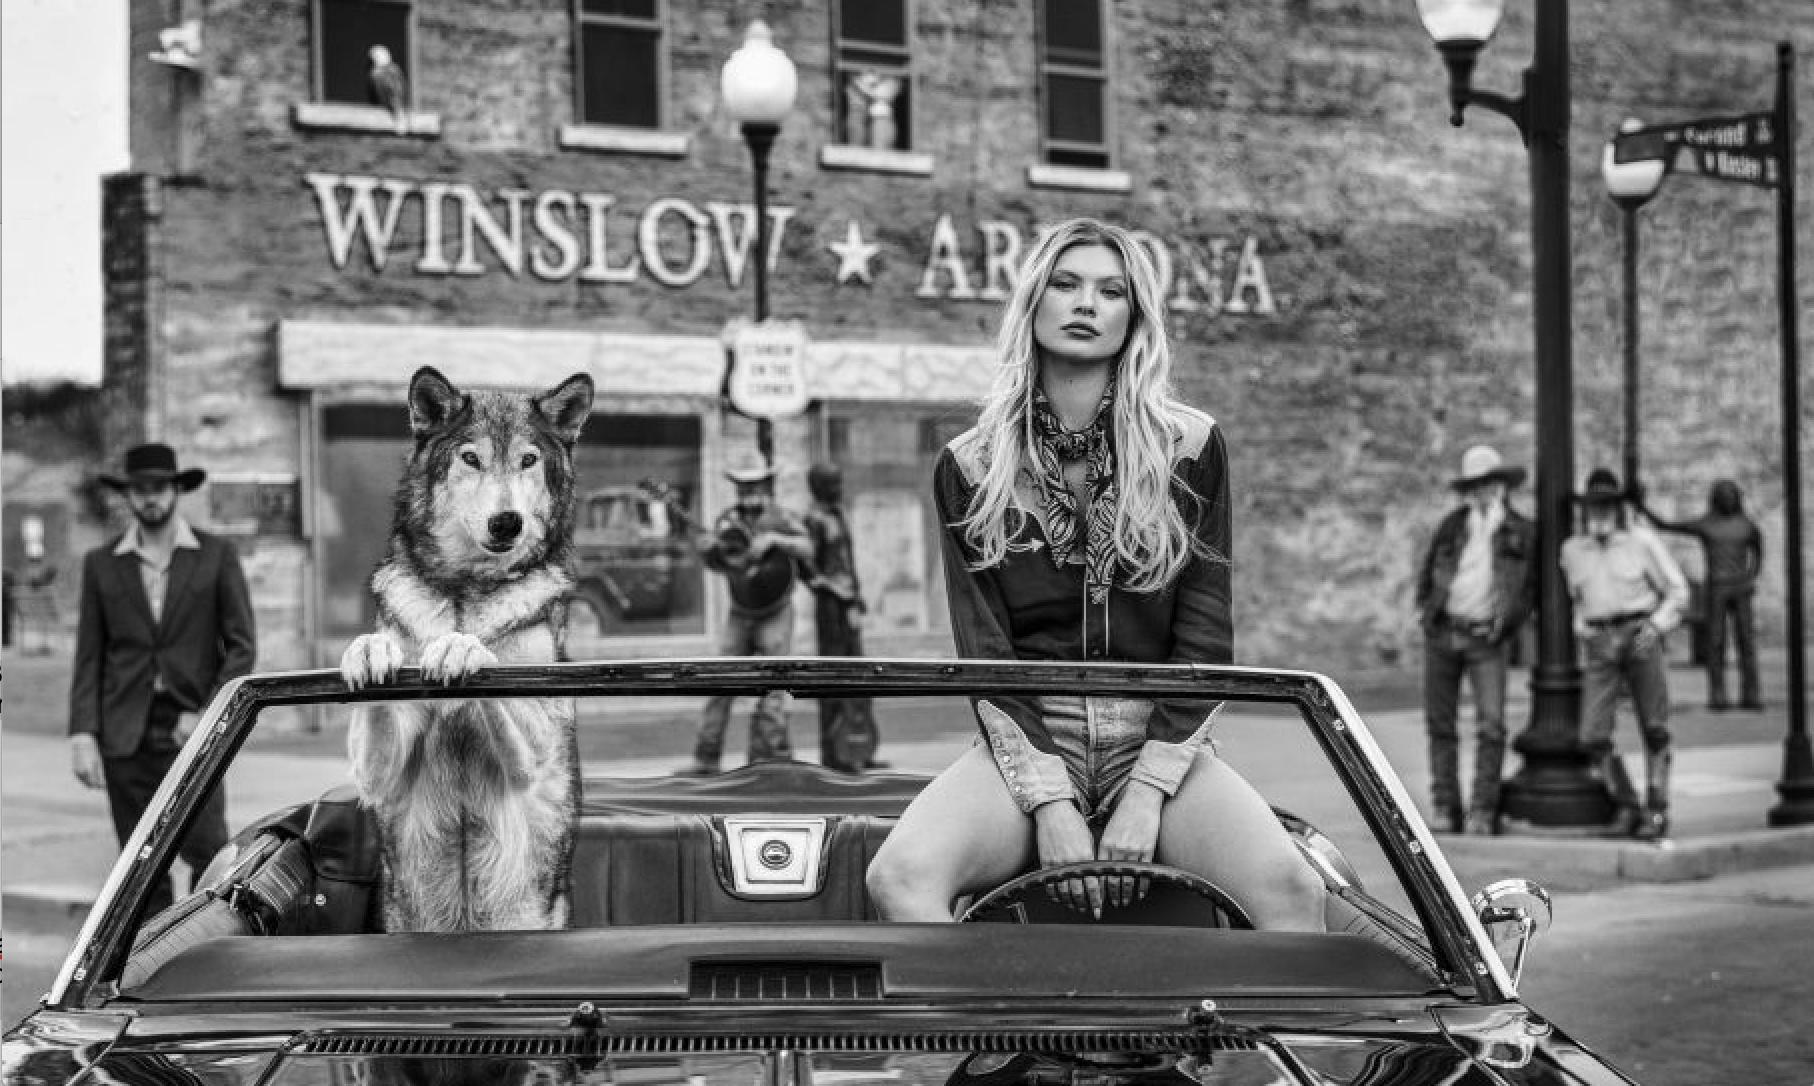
[1153,751,1327,931]
[867,744,1037,920]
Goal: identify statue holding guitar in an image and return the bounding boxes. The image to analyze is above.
[661,450,815,776]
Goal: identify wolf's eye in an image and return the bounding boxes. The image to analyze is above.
[520,452,539,470]
[460,451,482,469]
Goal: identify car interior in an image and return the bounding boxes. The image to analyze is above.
[106,687,1451,1000]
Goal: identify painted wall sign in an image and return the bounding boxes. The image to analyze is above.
[305,172,1278,316]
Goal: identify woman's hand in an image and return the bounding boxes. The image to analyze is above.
[1032,800,1101,917]
[1099,781,1164,907]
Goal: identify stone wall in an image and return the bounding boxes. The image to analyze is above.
[54,0,1814,674]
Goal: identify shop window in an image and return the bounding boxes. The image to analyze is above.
[833,0,911,151]
[814,403,977,640]
[317,405,705,651]
[1038,0,1110,170]
[576,0,665,129]
[314,0,412,108]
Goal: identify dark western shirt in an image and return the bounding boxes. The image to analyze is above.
[934,410,1232,808]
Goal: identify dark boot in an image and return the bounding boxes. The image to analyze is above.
[1428,736,1462,833]
[1633,749,1673,841]
[1465,738,1506,835]
[1595,749,1641,835]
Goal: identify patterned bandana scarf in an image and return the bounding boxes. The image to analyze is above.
[1030,375,1119,603]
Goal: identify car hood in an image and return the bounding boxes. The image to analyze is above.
[10,1003,1632,1086]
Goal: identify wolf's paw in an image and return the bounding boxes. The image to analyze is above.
[420,632,497,684]
[341,633,405,689]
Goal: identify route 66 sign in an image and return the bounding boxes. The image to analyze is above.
[726,319,810,419]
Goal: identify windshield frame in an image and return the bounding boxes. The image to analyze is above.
[47,658,1516,1009]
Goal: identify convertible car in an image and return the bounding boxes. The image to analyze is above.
[4,659,1632,1085]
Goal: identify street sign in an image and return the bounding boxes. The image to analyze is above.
[726,319,810,419]
[1674,145,1781,188]
[1613,110,1780,188]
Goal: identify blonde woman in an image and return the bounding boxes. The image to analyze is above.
[866,219,1325,928]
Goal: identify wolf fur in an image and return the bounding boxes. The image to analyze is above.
[340,365,594,933]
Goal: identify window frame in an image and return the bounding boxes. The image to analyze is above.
[573,0,671,132]
[310,0,417,109]
[1035,0,1115,171]
[830,0,915,153]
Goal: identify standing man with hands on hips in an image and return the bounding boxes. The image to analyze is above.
[68,443,257,914]
[1561,468,1690,840]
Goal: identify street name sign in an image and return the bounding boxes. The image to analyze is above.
[1612,110,1781,189]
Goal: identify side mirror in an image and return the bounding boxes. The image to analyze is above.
[1470,878,1553,986]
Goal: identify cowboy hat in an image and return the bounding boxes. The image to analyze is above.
[100,443,207,492]
[723,447,777,485]
[1449,445,1527,491]
[1576,467,1626,507]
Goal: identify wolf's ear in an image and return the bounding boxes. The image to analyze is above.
[535,372,595,445]
[408,367,469,436]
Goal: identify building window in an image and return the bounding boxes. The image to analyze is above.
[833,0,911,151]
[1038,0,1110,170]
[576,0,665,129]
[315,0,412,107]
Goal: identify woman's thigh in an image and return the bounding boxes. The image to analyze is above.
[875,743,1037,906]
[1153,750,1321,928]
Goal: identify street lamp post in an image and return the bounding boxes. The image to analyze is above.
[1417,0,1613,826]
[720,20,798,468]
[1600,119,1667,491]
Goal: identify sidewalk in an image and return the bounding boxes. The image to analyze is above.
[6,650,1812,932]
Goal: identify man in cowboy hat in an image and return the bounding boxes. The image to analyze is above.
[1414,445,1537,835]
[68,444,257,914]
[681,448,815,774]
[1561,467,1689,840]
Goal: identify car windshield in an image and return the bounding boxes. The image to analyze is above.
[59,661,1489,1013]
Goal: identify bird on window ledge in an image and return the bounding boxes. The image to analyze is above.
[368,45,409,135]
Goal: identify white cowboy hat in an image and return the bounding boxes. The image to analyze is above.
[1450,445,1527,491]
[723,447,777,485]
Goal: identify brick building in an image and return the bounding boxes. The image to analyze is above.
[74,0,1814,676]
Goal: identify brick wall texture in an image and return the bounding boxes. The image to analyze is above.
[65,0,1814,673]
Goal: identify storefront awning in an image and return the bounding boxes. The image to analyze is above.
[276,320,999,403]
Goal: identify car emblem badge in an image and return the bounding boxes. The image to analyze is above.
[759,839,793,869]
[723,817,828,896]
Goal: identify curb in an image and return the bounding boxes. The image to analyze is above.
[1437,824,1814,887]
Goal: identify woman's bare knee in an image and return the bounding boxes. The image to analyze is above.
[866,840,954,920]
[1247,851,1328,932]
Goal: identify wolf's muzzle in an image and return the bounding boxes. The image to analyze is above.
[488,512,524,545]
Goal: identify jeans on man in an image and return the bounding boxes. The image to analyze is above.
[695,601,795,764]
[1581,618,1671,755]
[1423,620,1510,821]
[1704,583,1760,706]
[102,695,231,917]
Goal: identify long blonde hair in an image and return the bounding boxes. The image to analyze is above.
[959,218,1210,592]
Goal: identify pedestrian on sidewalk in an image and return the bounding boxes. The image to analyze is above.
[1634,478,1764,711]
[681,448,815,774]
[1561,468,1690,840]
[1414,444,1536,836]
[68,444,257,915]
[868,217,1325,930]
[802,461,884,773]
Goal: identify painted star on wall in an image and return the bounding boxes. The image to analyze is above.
[827,220,881,285]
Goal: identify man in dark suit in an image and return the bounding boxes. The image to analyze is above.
[69,444,257,913]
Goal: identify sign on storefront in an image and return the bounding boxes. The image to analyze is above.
[726,319,811,419]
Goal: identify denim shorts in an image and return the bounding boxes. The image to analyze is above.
[977,694,1218,819]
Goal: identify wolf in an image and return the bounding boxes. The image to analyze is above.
[339,365,594,932]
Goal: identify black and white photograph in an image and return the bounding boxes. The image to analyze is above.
[3,2,1812,1083]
